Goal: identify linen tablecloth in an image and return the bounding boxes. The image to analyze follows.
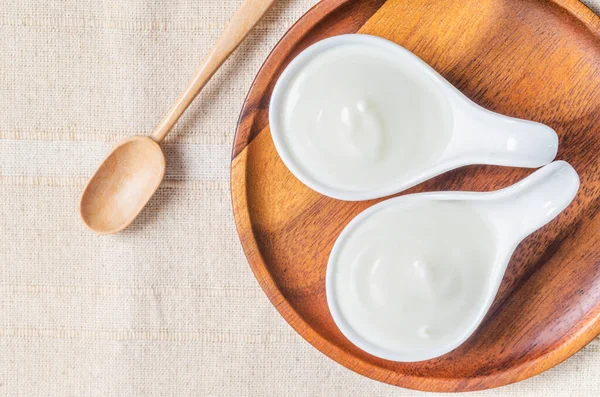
[1,1,600,395]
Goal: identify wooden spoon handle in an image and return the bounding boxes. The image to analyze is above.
[150,0,277,143]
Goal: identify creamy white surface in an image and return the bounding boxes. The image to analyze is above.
[331,200,498,355]
[279,43,452,192]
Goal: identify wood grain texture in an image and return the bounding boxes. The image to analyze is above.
[80,136,165,234]
[231,0,600,391]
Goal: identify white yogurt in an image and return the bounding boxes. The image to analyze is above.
[275,42,452,193]
[328,199,498,359]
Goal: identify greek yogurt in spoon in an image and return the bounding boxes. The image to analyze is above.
[333,200,497,354]
[277,40,452,192]
[327,161,579,362]
[270,35,558,200]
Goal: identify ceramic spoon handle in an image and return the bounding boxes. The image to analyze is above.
[441,103,559,168]
[485,161,580,242]
[150,0,277,143]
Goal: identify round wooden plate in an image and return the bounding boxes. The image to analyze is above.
[231,0,600,392]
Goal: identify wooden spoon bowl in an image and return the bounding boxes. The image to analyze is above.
[231,0,600,391]
[80,136,165,234]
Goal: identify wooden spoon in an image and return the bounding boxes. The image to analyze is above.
[80,0,277,234]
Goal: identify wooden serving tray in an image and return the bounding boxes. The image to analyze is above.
[231,0,600,391]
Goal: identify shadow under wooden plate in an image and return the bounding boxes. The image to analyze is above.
[231,0,600,391]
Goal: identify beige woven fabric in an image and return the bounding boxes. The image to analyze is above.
[1,0,600,395]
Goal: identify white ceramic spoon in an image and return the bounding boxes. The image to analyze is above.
[269,34,559,201]
[326,161,579,362]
